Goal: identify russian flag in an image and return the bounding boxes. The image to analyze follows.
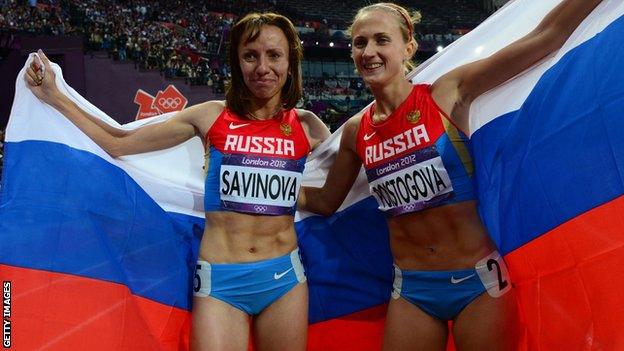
[2,0,623,350]
[302,0,624,349]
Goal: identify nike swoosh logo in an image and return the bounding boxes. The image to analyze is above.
[274,267,294,280]
[363,132,376,141]
[450,273,476,284]
[229,122,250,130]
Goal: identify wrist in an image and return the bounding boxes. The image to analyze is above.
[49,92,70,110]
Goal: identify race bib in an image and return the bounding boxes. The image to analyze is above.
[219,154,304,215]
[366,145,454,216]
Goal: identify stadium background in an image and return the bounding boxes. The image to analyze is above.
[0,0,509,183]
[0,1,507,347]
[5,2,624,351]
[0,0,509,180]
[0,0,510,125]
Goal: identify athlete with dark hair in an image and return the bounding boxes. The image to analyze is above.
[26,12,329,351]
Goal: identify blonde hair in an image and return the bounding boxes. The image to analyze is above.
[349,3,422,72]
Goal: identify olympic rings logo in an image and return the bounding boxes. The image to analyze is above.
[253,205,268,213]
[158,97,182,109]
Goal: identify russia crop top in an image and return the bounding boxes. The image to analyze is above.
[355,84,475,217]
[204,107,310,215]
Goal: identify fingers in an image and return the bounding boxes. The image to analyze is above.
[26,74,42,87]
[26,67,39,82]
[25,60,44,87]
[29,53,44,81]
[29,60,41,72]
[29,49,54,86]
[37,49,52,69]
[33,53,44,76]
[25,71,40,87]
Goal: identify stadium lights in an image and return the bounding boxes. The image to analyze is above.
[315,41,319,45]
[329,42,334,47]
[437,45,444,52]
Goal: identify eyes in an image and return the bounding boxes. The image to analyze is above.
[353,35,391,49]
[241,51,283,62]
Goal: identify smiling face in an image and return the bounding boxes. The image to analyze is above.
[238,24,290,105]
[351,10,415,88]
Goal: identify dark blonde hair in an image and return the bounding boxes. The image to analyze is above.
[349,3,422,72]
[226,12,304,117]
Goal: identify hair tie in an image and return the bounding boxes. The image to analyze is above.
[382,3,414,39]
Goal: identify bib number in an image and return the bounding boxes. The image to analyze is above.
[193,264,202,293]
[487,258,509,291]
[476,251,512,298]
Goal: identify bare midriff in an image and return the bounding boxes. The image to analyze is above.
[388,200,496,271]
[200,211,298,263]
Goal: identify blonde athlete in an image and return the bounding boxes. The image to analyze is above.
[298,1,603,350]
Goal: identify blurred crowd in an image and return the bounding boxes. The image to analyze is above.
[77,0,233,89]
[1,0,485,130]
[0,0,469,83]
[0,0,72,35]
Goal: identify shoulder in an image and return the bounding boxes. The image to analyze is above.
[295,109,330,149]
[177,100,226,121]
[337,110,367,152]
[344,109,366,135]
[174,100,226,137]
[431,72,462,106]
[200,100,227,118]
[296,108,320,123]
[295,109,326,130]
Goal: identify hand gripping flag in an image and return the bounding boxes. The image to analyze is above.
[2,0,624,350]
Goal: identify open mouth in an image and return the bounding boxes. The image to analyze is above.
[362,62,383,71]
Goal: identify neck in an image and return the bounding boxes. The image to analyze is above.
[247,95,283,120]
[369,78,413,121]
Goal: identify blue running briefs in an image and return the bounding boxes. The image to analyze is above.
[193,248,306,315]
[392,251,511,320]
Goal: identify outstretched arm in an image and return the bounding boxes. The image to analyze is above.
[298,117,362,216]
[432,0,603,133]
[25,50,220,157]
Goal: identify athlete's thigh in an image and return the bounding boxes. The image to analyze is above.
[191,295,250,351]
[383,297,448,351]
[253,282,308,351]
[452,289,520,351]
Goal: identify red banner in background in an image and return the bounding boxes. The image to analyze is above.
[134,85,188,120]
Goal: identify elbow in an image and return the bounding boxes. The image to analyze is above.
[316,206,335,217]
[317,200,341,217]
[530,26,567,55]
[298,188,341,216]
[104,137,127,158]
[107,149,124,159]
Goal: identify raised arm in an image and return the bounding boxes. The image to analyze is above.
[298,116,362,216]
[432,0,603,132]
[25,50,221,157]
